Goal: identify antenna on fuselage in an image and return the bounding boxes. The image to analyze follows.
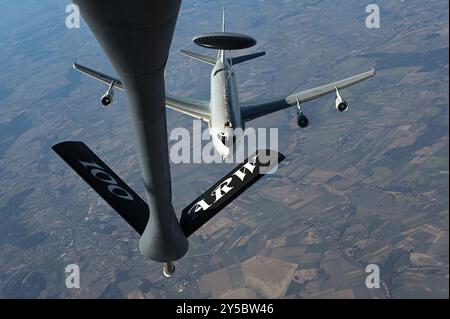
[220,7,226,63]
[222,7,226,32]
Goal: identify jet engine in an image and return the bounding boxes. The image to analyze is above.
[296,99,309,128]
[335,87,348,112]
[101,93,113,107]
[297,114,309,128]
[101,82,115,107]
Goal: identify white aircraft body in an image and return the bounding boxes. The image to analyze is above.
[73,10,375,158]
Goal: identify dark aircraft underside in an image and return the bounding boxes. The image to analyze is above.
[72,0,188,262]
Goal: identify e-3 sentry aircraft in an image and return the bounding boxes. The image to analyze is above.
[73,9,375,158]
[53,1,375,277]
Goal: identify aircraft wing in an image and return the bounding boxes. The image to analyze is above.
[74,62,210,122]
[166,95,211,122]
[73,62,124,90]
[241,69,375,122]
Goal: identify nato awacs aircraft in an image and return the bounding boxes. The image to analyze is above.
[53,1,375,276]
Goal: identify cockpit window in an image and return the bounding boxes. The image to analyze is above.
[214,68,225,76]
[217,132,228,145]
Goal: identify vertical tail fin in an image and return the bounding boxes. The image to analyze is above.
[219,7,226,63]
[222,7,226,32]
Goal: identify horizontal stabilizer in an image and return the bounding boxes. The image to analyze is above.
[52,141,149,235]
[180,150,285,237]
[229,51,265,65]
[179,50,216,65]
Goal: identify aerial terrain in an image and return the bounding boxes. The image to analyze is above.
[0,0,448,298]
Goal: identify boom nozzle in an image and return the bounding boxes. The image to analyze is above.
[163,262,176,277]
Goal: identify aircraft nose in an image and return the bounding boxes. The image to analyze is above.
[221,147,231,159]
[219,139,231,158]
[211,132,231,158]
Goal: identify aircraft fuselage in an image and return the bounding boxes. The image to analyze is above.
[210,50,242,158]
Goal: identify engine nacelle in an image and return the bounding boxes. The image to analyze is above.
[335,88,348,112]
[335,99,348,112]
[297,114,309,128]
[101,93,113,107]
[101,85,114,107]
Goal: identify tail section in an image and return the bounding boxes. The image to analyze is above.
[189,8,264,65]
[219,7,226,62]
[229,51,266,65]
[180,149,285,237]
[52,141,150,235]
[222,7,226,33]
[180,49,265,66]
[179,49,216,65]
